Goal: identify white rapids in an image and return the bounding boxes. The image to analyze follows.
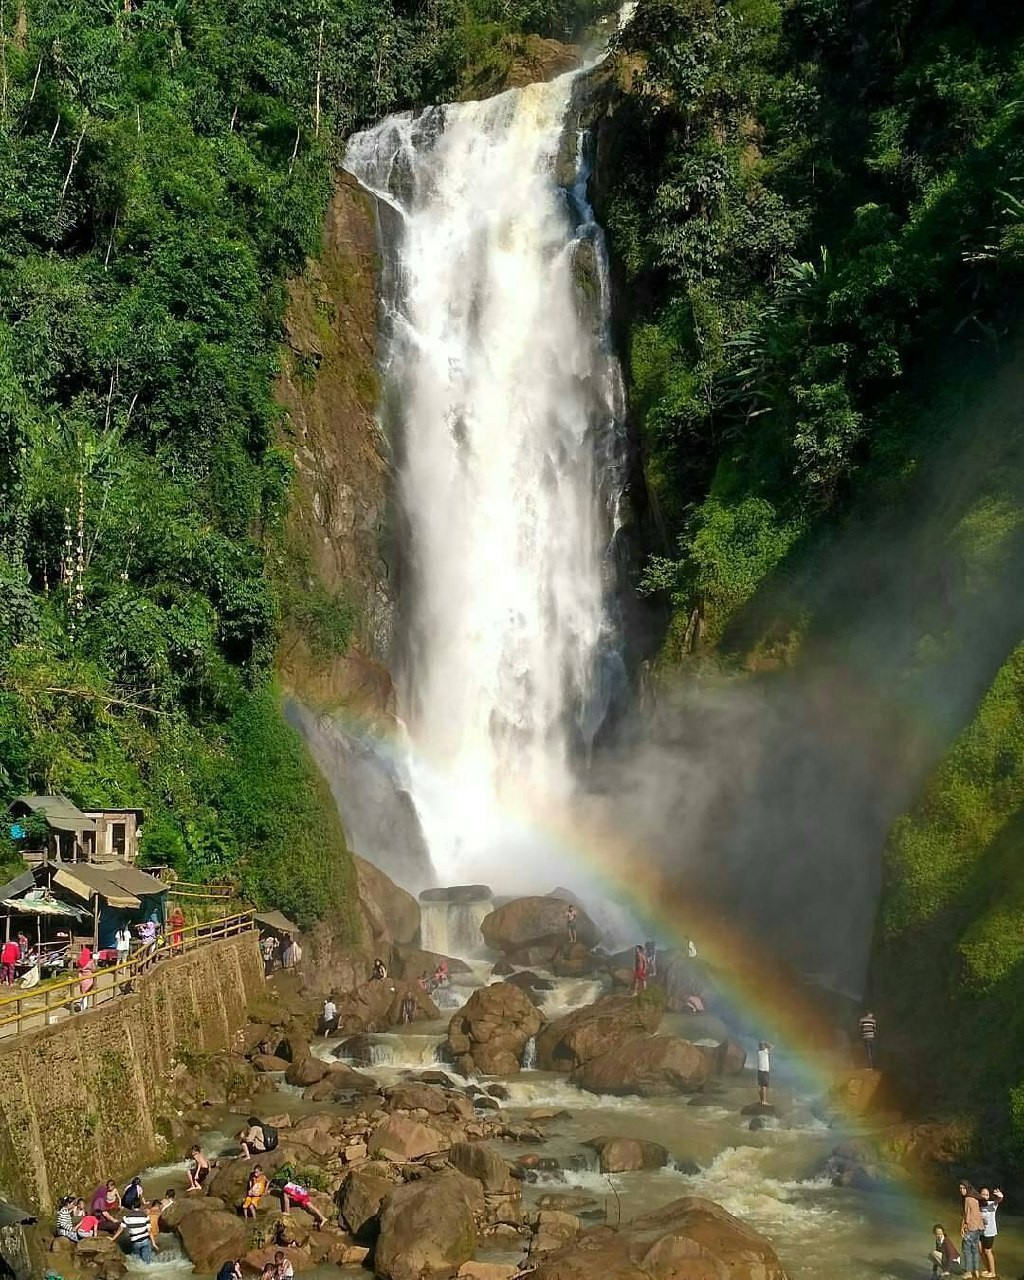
[345,66,627,892]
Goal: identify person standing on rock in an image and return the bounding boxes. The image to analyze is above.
[645,939,657,978]
[858,1010,878,1068]
[757,1041,773,1106]
[187,1144,211,1188]
[321,997,338,1036]
[979,1186,1003,1277]
[566,905,577,945]
[631,944,648,996]
[960,1181,984,1280]
[241,1166,269,1218]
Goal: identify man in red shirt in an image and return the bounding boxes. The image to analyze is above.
[0,939,19,984]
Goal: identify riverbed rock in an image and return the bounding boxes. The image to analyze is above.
[584,1136,669,1173]
[355,853,421,946]
[252,1053,291,1073]
[825,1068,886,1116]
[447,981,544,1075]
[530,1194,787,1280]
[384,1082,450,1114]
[374,1170,482,1280]
[551,943,596,978]
[392,946,472,982]
[335,978,441,1033]
[367,1114,449,1160]
[715,1038,747,1076]
[536,995,662,1074]
[576,1034,712,1096]
[448,1141,518,1193]
[285,1055,328,1087]
[481,896,599,953]
[339,1166,396,1238]
[530,1210,581,1255]
[178,1208,252,1270]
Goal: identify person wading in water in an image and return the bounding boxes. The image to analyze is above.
[858,1010,877,1067]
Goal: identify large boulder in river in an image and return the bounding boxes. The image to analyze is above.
[374,1169,482,1280]
[447,981,544,1075]
[355,853,420,946]
[391,945,472,982]
[575,1034,712,1096]
[584,1136,669,1173]
[335,977,440,1032]
[339,1165,396,1238]
[367,1114,449,1160]
[530,1195,788,1280]
[178,1208,252,1271]
[481,896,599,954]
[535,995,661,1073]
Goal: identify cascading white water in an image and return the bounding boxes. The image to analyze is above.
[345,64,627,891]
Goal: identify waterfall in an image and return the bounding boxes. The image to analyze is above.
[345,61,628,892]
[419,886,494,958]
[521,1034,538,1071]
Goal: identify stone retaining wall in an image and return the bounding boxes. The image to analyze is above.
[0,933,263,1212]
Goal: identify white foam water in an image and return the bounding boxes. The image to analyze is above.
[345,60,627,894]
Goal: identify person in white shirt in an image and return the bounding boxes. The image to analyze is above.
[115,926,132,964]
[757,1041,773,1106]
[321,999,338,1037]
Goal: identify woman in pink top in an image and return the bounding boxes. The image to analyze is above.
[0,939,19,984]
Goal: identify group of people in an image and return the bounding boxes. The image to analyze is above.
[417,960,450,993]
[216,1252,297,1280]
[54,1178,175,1263]
[930,1184,1004,1278]
[261,932,301,976]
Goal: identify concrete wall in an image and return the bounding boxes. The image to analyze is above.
[0,933,263,1213]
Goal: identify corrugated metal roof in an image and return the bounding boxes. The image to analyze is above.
[255,910,299,934]
[0,1199,35,1227]
[0,869,34,901]
[10,795,96,832]
[96,863,166,897]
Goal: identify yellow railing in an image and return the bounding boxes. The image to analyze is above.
[0,910,255,1039]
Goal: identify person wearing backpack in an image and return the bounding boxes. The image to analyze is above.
[261,1121,279,1152]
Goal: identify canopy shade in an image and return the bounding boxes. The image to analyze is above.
[255,910,298,934]
[54,866,139,909]
[1,892,87,920]
[0,1198,36,1227]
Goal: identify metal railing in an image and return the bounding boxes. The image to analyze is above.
[0,910,255,1040]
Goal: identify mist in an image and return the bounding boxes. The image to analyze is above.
[590,342,1024,996]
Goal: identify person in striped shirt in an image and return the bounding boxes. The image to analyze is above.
[858,1011,877,1068]
[113,1207,158,1263]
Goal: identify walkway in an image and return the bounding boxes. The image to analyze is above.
[0,910,255,1041]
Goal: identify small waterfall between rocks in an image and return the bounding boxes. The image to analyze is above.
[419,886,495,957]
[344,54,629,894]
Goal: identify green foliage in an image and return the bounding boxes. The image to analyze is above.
[875,644,1024,1161]
[603,0,1024,647]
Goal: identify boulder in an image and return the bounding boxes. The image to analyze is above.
[818,1140,901,1192]
[576,1035,711,1096]
[339,1166,396,1238]
[481,897,598,954]
[551,944,596,978]
[285,1056,327,1087]
[715,1039,747,1076]
[241,1246,313,1274]
[826,1068,886,1116]
[367,1114,449,1160]
[252,1053,291,1073]
[355,854,420,946]
[206,1147,296,1204]
[529,1195,788,1280]
[458,1265,518,1280]
[160,1195,227,1231]
[384,1083,450,1115]
[336,979,441,1033]
[531,1210,581,1255]
[374,1170,482,1280]
[447,982,544,1075]
[392,946,472,982]
[177,1208,252,1271]
[448,1142,518,1193]
[535,996,661,1074]
[584,1136,668,1173]
[277,1033,310,1064]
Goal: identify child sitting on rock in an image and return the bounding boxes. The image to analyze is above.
[930,1224,960,1276]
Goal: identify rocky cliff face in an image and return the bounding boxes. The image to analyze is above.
[275,173,395,720]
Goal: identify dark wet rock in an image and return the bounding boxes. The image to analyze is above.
[285,1055,327,1087]
[384,1082,450,1114]
[740,1103,778,1117]
[749,1115,780,1131]
[355,853,420,946]
[486,1084,511,1100]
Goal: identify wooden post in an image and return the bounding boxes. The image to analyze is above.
[92,894,99,950]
